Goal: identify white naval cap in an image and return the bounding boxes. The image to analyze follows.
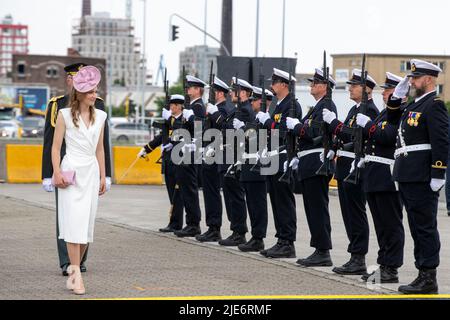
[408,59,442,77]
[380,72,403,89]
[169,94,185,104]
[212,76,230,93]
[231,77,253,92]
[270,68,297,83]
[186,75,207,87]
[346,69,377,89]
[307,68,336,88]
[251,86,274,100]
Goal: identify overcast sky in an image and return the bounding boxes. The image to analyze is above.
[2,0,450,83]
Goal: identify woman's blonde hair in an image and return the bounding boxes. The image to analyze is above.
[69,87,96,128]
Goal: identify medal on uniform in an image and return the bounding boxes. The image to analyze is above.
[407,112,421,127]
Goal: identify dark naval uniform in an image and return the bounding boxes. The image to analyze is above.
[388,90,448,293]
[238,99,268,250]
[173,96,204,237]
[293,96,337,261]
[328,98,379,272]
[360,108,404,281]
[143,115,184,232]
[261,93,302,258]
[42,94,112,271]
[209,101,248,243]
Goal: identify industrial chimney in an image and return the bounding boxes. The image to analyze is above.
[220,0,232,56]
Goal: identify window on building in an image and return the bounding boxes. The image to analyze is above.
[437,84,444,96]
[400,60,411,72]
[46,66,59,78]
[17,62,25,76]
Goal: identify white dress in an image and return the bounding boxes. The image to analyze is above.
[57,108,107,244]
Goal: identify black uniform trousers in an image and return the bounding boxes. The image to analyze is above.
[366,191,404,268]
[175,164,201,226]
[337,180,369,255]
[268,172,297,242]
[163,160,184,229]
[222,175,248,234]
[202,163,223,228]
[300,176,332,250]
[399,182,440,270]
[55,189,88,268]
[242,181,268,239]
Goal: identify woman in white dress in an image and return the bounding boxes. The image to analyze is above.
[51,66,107,295]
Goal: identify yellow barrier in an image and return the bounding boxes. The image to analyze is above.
[6,144,43,183]
[113,146,163,185]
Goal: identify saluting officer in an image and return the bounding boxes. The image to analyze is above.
[355,72,405,283]
[323,69,379,275]
[173,75,205,238]
[386,59,448,294]
[285,68,338,267]
[232,82,269,252]
[256,68,302,259]
[41,62,112,276]
[138,94,186,233]
[196,76,234,242]
[207,77,248,246]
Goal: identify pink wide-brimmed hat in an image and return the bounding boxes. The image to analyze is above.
[72,66,101,93]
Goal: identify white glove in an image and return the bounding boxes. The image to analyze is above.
[349,160,355,173]
[289,157,299,170]
[162,108,171,121]
[283,161,288,172]
[105,177,112,192]
[42,178,54,192]
[286,117,300,130]
[182,143,196,154]
[182,109,194,120]
[256,111,270,125]
[205,147,215,157]
[206,103,218,115]
[320,150,335,162]
[161,143,173,152]
[356,114,371,128]
[393,76,410,99]
[233,118,245,130]
[322,108,336,124]
[430,178,445,192]
[357,157,366,168]
[138,147,147,158]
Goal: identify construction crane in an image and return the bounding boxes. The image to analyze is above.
[154,54,166,86]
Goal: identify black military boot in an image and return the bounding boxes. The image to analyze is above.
[195,227,222,242]
[296,249,333,267]
[238,237,264,252]
[174,225,201,238]
[398,269,438,294]
[361,265,399,283]
[159,225,181,233]
[332,254,367,275]
[265,239,296,259]
[218,231,246,246]
[260,239,282,257]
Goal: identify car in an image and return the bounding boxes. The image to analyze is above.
[110,122,151,144]
[21,117,45,138]
[0,120,20,138]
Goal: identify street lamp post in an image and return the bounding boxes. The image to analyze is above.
[141,0,147,124]
[282,0,286,57]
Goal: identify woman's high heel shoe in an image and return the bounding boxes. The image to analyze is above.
[66,265,76,290]
[72,266,86,295]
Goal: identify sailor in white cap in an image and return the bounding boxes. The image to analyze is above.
[138,94,186,233]
[257,67,302,259]
[386,59,447,294]
[323,67,380,276]
[285,67,338,267]
[250,86,274,114]
[350,71,406,284]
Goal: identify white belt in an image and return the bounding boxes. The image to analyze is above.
[297,148,324,159]
[394,144,431,158]
[336,150,355,159]
[364,155,395,166]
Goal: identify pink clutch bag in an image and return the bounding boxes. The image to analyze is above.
[52,170,76,186]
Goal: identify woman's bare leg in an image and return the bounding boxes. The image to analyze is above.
[80,244,88,264]
[67,242,81,266]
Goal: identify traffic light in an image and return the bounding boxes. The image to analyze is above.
[171,25,179,41]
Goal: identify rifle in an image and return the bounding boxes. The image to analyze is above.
[152,68,170,165]
[224,74,242,179]
[343,53,368,184]
[278,71,297,186]
[315,51,333,176]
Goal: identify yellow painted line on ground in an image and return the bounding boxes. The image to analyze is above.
[88,294,450,300]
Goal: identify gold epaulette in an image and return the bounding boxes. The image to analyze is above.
[96,96,104,101]
[434,96,442,101]
[49,95,65,127]
[432,161,447,169]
